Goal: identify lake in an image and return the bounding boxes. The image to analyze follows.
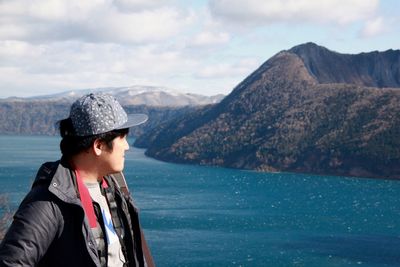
[0,135,400,266]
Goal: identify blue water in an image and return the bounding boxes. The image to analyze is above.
[1,135,400,267]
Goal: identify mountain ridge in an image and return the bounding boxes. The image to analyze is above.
[288,42,400,88]
[0,86,221,136]
[0,85,224,107]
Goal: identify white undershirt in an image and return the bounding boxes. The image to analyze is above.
[85,182,126,267]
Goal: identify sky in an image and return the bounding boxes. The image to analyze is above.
[0,0,399,98]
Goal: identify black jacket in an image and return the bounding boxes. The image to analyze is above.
[0,160,145,267]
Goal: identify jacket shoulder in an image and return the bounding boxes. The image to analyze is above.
[32,160,61,188]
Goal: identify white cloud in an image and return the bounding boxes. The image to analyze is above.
[360,17,386,38]
[0,39,201,96]
[0,0,190,44]
[196,58,259,79]
[0,0,98,22]
[190,31,230,47]
[113,0,177,12]
[209,0,379,26]
[99,8,185,43]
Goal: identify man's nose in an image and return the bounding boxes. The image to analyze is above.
[124,138,129,150]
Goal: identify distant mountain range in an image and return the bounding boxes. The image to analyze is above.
[136,42,400,179]
[0,86,223,136]
[2,85,224,107]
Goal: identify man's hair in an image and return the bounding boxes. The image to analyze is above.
[59,118,129,159]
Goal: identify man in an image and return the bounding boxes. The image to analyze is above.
[0,93,154,267]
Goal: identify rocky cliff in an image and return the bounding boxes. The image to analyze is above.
[290,42,400,88]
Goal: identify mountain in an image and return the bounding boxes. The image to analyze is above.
[0,86,222,136]
[136,43,400,179]
[2,85,224,107]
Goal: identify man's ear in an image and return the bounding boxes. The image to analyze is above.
[93,139,104,156]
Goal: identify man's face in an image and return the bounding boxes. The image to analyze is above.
[99,134,129,175]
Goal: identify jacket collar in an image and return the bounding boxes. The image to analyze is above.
[34,159,81,206]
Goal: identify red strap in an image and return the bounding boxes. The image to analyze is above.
[101,178,109,189]
[75,170,97,228]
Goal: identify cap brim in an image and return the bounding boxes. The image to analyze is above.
[116,113,148,129]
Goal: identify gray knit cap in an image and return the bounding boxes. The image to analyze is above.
[69,93,148,136]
